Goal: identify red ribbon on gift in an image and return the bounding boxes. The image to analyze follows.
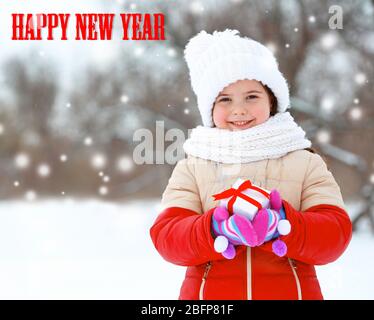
[212,180,270,214]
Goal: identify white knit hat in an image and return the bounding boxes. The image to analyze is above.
[184,29,290,127]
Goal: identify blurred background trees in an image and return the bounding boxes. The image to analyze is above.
[0,0,373,230]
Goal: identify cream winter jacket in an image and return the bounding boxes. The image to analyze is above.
[161,150,346,215]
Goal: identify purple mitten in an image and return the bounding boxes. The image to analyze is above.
[251,189,291,257]
[212,207,258,259]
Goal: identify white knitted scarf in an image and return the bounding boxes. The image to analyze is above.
[183,112,312,164]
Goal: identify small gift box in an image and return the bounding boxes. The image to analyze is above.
[212,178,271,221]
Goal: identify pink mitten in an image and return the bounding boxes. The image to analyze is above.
[252,189,291,257]
[211,207,258,259]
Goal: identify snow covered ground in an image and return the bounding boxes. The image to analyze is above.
[0,199,373,300]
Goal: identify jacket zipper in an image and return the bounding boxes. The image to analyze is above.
[199,261,212,300]
[288,258,302,300]
[246,247,252,300]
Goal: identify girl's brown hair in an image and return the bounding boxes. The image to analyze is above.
[263,84,278,117]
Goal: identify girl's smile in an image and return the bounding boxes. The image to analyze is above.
[227,119,255,130]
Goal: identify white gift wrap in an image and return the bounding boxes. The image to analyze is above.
[220,178,271,221]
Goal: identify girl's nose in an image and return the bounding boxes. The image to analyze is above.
[232,103,248,115]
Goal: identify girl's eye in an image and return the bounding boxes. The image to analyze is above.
[217,95,258,103]
[247,95,258,100]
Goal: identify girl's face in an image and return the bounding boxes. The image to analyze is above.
[212,79,271,131]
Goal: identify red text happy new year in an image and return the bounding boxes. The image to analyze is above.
[11,13,165,40]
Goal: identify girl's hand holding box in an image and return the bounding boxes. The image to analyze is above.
[211,180,291,259]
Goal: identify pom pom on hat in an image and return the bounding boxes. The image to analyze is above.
[184,30,214,63]
[184,29,290,127]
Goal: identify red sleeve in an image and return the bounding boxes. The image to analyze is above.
[150,207,234,266]
[260,200,352,265]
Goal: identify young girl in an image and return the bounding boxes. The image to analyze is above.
[150,29,352,300]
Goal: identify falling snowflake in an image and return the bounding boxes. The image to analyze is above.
[15,153,30,169]
[121,95,129,103]
[37,163,51,178]
[370,173,374,184]
[103,176,110,183]
[167,48,177,57]
[66,102,71,108]
[190,1,205,14]
[99,186,108,195]
[14,181,20,187]
[321,96,335,113]
[184,108,190,114]
[354,73,366,85]
[350,107,362,120]
[84,137,93,146]
[266,42,277,54]
[91,153,107,170]
[316,129,331,144]
[320,33,338,50]
[60,154,68,162]
[134,46,144,56]
[25,190,37,201]
[117,155,133,172]
[309,16,316,23]
[353,98,360,104]
[0,123,4,135]
[184,97,189,103]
